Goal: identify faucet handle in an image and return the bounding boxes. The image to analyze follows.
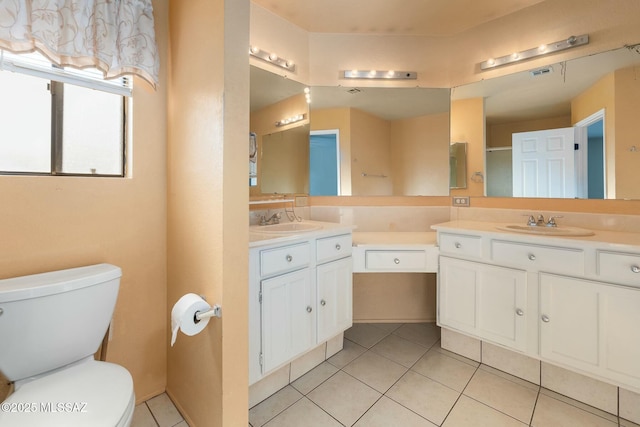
[546,215,563,227]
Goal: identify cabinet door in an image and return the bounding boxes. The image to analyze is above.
[261,268,315,374]
[540,274,640,389]
[439,256,527,351]
[317,257,353,343]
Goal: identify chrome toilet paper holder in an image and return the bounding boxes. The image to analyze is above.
[193,295,222,323]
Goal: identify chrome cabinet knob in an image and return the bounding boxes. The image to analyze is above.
[631,265,640,273]
[516,308,524,316]
[454,242,462,249]
[286,255,293,262]
[320,299,326,306]
[335,244,341,251]
[541,314,550,323]
[306,306,312,313]
[528,254,536,261]
[394,258,400,264]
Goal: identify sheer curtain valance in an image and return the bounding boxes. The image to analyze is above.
[0,0,159,88]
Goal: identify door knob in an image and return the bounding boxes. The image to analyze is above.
[541,314,550,323]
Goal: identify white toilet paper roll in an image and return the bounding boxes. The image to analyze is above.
[171,293,211,346]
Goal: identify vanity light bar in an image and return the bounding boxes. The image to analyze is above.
[480,34,589,70]
[275,114,305,127]
[342,70,417,80]
[249,46,296,72]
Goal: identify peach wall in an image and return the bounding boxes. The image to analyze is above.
[167,1,249,426]
[300,0,640,88]
[450,97,484,197]
[390,112,450,196]
[0,0,169,403]
[350,109,393,195]
[614,66,640,200]
[249,3,310,85]
[488,115,572,148]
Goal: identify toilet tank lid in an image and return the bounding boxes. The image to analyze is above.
[0,264,122,303]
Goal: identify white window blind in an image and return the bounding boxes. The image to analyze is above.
[0,50,131,97]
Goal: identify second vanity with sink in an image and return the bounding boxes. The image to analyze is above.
[249,220,355,387]
[432,220,640,392]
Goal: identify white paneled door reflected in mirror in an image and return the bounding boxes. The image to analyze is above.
[453,46,640,200]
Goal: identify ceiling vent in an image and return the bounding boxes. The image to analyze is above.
[530,66,553,77]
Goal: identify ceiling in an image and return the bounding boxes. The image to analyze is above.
[252,0,545,37]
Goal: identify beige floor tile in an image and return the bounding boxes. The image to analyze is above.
[174,422,189,427]
[370,333,429,367]
[531,393,618,427]
[327,338,367,369]
[146,393,184,427]
[621,419,640,427]
[463,367,538,424]
[371,323,403,333]
[342,351,408,393]
[442,395,527,427]
[393,323,440,348]
[249,386,303,427]
[344,323,391,348]
[264,398,342,427]
[353,396,438,427]
[538,388,619,424]
[307,371,381,426]
[431,340,480,368]
[291,362,339,395]
[411,350,477,392]
[386,370,460,425]
[131,403,158,427]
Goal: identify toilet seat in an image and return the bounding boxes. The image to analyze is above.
[0,360,134,427]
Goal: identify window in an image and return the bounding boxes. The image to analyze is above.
[0,51,129,177]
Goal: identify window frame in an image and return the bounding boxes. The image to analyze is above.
[0,50,130,178]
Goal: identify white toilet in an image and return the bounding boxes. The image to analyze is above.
[0,264,135,427]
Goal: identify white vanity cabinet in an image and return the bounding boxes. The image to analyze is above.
[540,273,640,389]
[439,256,528,351]
[249,226,353,385]
[434,220,640,391]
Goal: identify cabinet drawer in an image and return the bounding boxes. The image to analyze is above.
[317,234,352,264]
[491,240,584,275]
[439,233,482,258]
[365,250,427,271]
[597,251,640,288]
[260,243,310,277]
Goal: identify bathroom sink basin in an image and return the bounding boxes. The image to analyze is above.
[253,222,322,234]
[496,224,595,237]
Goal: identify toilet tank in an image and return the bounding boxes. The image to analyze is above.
[0,264,122,382]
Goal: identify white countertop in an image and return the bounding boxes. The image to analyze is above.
[431,220,640,251]
[249,220,355,248]
[352,231,437,247]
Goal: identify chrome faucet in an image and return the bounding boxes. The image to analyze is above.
[545,215,563,227]
[536,214,546,226]
[260,212,281,226]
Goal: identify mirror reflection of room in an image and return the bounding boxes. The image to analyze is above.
[452,47,640,200]
[249,67,451,197]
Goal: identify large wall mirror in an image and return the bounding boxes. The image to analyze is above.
[452,46,640,200]
[250,66,451,197]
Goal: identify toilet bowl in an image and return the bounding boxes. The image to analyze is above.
[0,264,135,427]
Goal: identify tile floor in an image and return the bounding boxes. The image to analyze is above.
[249,323,640,427]
[132,392,189,427]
